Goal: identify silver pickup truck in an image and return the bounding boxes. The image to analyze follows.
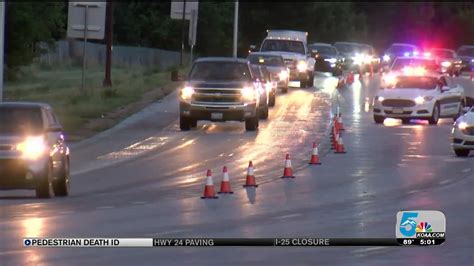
[179,57,261,131]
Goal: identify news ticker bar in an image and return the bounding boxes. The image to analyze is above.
[23,238,445,247]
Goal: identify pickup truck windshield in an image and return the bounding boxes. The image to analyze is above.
[247,55,285,67]
[189,62,252,82]
[308,45,337,56]
[0,107,44,134]
[261,40,305,55]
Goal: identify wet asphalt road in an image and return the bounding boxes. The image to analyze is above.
[0,73,473,266]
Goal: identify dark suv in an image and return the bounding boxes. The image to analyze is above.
[0,102,70,198]
[179,58,260,131]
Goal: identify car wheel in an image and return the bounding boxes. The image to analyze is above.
[245,116,259,131]
[307,73,314,87]
[300,79,307,88]
[190,119,198,128]
[374,115,385,124]
[35,161,53,198]
[259,106,269,120]
[428,103,440,125]
[180,116,191,131]
[268,93,276,107]
[53,157,70,197]
[454,149,470,157]
[282,86,288,93]
[401,118,411,124]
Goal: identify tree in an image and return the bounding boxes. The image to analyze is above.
[5,2,65,80]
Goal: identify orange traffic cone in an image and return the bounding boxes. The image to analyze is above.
[281,154,295,178]
[243,161,258,188]
[201,170,218,199]
[309,142,322,165]
[369,65,374,77]
[334,135,347,154]
[337,115,345,131]
[218,166,233,194]
[331,125,338,150]
[334,116,340,132]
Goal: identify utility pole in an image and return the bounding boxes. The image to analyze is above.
[103,0,113,87]
[233,1,239,58]
[0,1,5,102]
[180,0,187,66]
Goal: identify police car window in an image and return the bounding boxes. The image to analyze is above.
[439,77,448,87]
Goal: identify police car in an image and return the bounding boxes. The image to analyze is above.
[373,66,466,125]
[452,106,474,157]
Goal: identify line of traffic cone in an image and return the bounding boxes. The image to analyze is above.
[218,166,233,194]
[201,170,219,199]
[309,142,322,165]
[243,161,259,187]
[281,154,295,178]
[334,135,347,154]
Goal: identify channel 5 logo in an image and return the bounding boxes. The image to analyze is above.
[396,210,446,238]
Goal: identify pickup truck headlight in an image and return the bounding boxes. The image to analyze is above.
[324,58,338,64]
[297,61,308,72]
[383,55,390,62]
[16,136,47,160]
[278,70,288,80]
[180,86,194,100]
[414,96,425,105]
[441,61,452,67]
[241,86,256,101]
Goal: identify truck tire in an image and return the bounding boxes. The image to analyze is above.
[180,116,191,131]
[454,149,470,157]
[268,93,276,107]
[53,157,70,197]
[190,119,198,128]
[307,73,314,87]
[282,86,288,93]
[36,161,53,198]
[260,106,269,119]
[374,115,385,124]
[245,116,259,131]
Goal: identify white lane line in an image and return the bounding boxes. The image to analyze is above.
[59,210,75,215]
[462,168,471,173]
[145,229,190,237]
[352,246,389,254]
[131,202,148,205]
[0,250,31,256]
[96,206,115,210]
[274,213,303,220]
[438,180,451,185]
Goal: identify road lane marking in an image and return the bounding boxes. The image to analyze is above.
[96,206,115,210]
[131,202,148,205]
[462,168,471,173]
[0,250,32,256]
[438,180,451,185]
[274,213,303,220]
[145,229,191,237]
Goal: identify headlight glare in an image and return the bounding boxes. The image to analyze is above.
[458,122,468,130]
[241,86,255,101]
[278,70,288,80]
[414,96,425,105]
[383,55,390,62]
[297,61,308,72]
[181,86,194,100]
[441,61,452,67]
[16,136,46,160]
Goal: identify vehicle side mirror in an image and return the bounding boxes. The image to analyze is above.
[47,125,62,132]
[249,45,258,53]
[462,106,471,114]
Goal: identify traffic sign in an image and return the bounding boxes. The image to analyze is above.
[67,2,106,40]
[170,1,198,20]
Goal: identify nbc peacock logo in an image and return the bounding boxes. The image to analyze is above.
[415,222,433,233]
